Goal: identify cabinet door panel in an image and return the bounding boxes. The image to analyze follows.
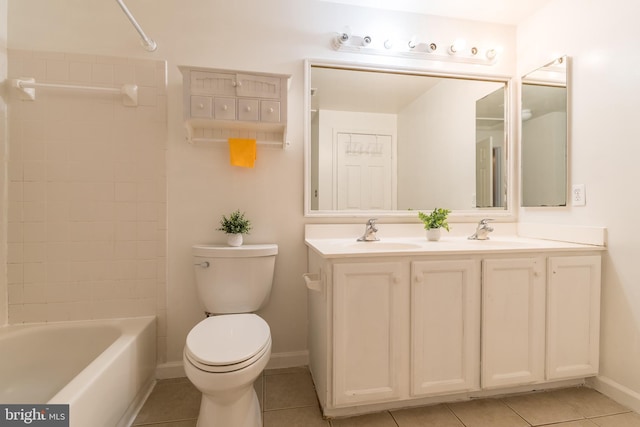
[236,73,281,99]
[333,262,409,406]
[547,256,601,379]
[190,71,236,96]
[411,260,480,396]
[482,258,545,389]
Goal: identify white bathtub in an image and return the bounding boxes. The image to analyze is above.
[0,316,156,427]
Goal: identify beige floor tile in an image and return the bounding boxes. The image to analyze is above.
[264,370,318,410]
[590,412,640,427]
[132,378,201,425]
[330,411,398,427]
[547,387,630,418]
[264,405,330,427]
[448,398,529,427]
[391,404,465,427]
[504,391,584,426]
[138,421,198,427]
[542,421,598,427]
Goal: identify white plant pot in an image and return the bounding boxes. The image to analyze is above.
[426,228,442,242]
[227,233,243,247]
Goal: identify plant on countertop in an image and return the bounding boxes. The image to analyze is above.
[217,210,252,235]
[418,208,451,231]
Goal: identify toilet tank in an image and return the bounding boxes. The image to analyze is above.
[192,244,278,315]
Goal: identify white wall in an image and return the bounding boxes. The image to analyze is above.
[6,0,516,369]
[518,0,640,407]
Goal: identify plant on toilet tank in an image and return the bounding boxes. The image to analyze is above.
[217,210,252,247]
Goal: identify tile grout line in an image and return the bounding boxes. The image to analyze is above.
[443,402,469,427]
[387,409,401,427]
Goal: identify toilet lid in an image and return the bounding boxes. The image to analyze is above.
[186,314,271,366]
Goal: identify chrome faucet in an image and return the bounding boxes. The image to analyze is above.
[357,218,380,242]
[468,218,494,240]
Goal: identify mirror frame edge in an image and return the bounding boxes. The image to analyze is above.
[303,58,517,222]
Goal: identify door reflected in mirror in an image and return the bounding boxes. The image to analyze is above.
[521,56,569,207]
[307,62,509,216]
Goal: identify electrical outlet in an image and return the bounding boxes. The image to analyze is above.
[572,184,586,206]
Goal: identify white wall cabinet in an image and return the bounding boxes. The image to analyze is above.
[481,257,546,389]
[306,251,601,417]
[179,66,289,145]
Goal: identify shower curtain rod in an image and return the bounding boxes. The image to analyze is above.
[115,0,157,52]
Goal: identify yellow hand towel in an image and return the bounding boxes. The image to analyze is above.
[228,138,257,168]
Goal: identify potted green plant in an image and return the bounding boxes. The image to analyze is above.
[418,208,451,241]
[217,210,252,247]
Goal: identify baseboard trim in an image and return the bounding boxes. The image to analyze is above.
[155,361,185,379]
[155,350,309,379]
[266,350,309,370]
[588,375,640,414]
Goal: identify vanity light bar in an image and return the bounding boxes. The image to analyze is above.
[333,32,498,66]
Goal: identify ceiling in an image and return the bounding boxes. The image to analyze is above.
[318,0,554,25]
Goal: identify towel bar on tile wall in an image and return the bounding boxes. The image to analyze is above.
[11,78,139,107]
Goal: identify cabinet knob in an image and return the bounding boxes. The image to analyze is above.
[232,81,237,87]
[414,275,422,283]
[268,107,274,113]
[198,103,204,109]
[223,105,228,111]
[245,106,252,112]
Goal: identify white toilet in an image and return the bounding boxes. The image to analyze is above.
[184,244,277,427]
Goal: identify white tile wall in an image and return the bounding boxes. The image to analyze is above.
[6,50,168,362]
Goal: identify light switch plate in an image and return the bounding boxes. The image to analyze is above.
[572,184,586,206]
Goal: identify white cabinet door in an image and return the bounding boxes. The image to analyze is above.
[333,261,409,406]
[547,255,601,380]
[411,260,481,396]
[482,257,545,389]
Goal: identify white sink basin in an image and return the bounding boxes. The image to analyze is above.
[343,241,423,251]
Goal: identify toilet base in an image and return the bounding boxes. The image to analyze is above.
[195,381,262,427]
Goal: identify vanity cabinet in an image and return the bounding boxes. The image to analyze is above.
[481,257,546,389]
[306,248,602,418]
[332,262,409,405]
[546,255,601,380]
[411,260,480,396]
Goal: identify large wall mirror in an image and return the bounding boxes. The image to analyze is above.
[305,61,511,217]
[521,56,569,207]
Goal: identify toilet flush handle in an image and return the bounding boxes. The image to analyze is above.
[194,261,210,268]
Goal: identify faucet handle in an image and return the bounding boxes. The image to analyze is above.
[366,218,378,226]
[480,218,494,225]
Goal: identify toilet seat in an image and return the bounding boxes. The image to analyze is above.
[185,313,271,374]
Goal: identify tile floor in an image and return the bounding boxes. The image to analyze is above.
[132,367,640,427]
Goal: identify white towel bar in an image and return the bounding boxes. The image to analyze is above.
[11,78,138,106]
[188,137,288,148]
